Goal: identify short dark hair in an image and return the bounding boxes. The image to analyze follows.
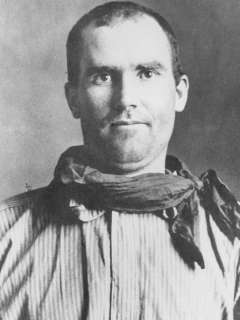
[66,1,184,85]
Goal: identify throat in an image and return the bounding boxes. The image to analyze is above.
[85,144,167,176]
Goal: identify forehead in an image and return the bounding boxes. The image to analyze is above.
[80,15,172,69]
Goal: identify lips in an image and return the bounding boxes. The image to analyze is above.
[111,120,149,126]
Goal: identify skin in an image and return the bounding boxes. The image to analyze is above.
[65,15,189,175]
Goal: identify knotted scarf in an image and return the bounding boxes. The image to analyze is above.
[46,146,240,270]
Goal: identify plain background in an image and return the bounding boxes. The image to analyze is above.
[0,0,240,200]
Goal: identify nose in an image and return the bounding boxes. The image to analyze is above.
[113,73,138,112]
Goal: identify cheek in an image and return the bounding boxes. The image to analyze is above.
[153,110,175,140]
[142,93,176,123]
[81,87,112,121]
[140,87,176,137]
[140,80,177,114]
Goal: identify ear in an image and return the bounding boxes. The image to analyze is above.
[64,82,81,119]
[174,74,189,112]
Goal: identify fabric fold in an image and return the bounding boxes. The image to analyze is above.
[45,145,239,270]
[50,145,205,269]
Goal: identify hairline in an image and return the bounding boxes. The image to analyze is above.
[81,13,173,68]
[66,3,184,86]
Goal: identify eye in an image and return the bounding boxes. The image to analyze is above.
[92,72,112,85]
[138,68,159,80]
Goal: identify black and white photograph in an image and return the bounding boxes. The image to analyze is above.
[1,1,240,319]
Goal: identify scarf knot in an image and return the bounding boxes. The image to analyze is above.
[39,147,239,272]
[47,146,206,270]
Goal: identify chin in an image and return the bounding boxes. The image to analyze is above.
[108,156,155,174]
[104,143,153,173]
[109,140,148,160]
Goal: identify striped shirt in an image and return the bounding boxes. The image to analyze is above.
[0,187,240,320]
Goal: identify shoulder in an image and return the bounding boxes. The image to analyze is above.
[0,187,48,239]
[0,187,47,211]
[199,169,240,242]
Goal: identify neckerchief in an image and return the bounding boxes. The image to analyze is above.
[50,146,205,270]
[39,146,239,273]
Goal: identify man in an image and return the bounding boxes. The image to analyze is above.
[0,1,240,319]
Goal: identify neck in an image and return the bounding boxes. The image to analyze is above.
[125,152,167,177]
[85,144,167,176]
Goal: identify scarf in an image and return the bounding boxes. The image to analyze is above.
[46,146,240,271]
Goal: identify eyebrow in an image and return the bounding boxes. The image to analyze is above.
[85,66,117,76]
[84,61,167,76]
[135,61,167,71]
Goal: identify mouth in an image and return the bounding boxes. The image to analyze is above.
[111,120,149,127]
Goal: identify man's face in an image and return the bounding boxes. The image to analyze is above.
[66,15,188,173]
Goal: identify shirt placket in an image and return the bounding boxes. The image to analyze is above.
[109,210,121,320]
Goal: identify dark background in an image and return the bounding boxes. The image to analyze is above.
[1,0,240,200]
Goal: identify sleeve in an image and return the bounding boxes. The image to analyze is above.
[0,192,41,319]
[200,170,240,319]
[234,202,240,319]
